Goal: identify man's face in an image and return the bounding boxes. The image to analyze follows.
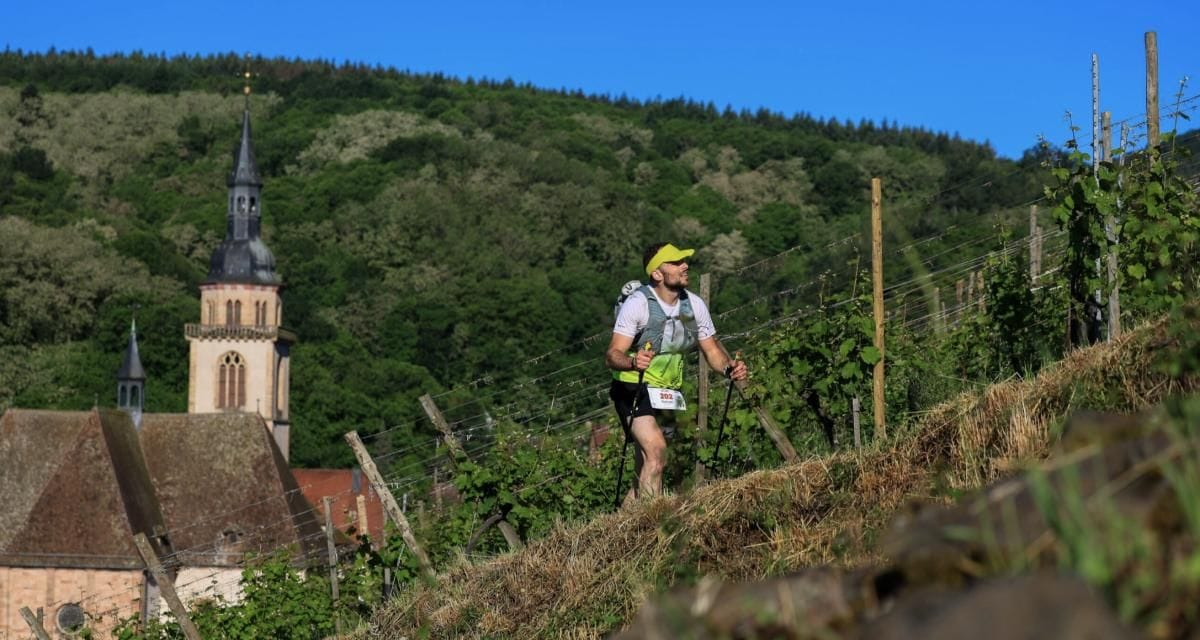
[656,259,689,289]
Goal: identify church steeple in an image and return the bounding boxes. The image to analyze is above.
[187,82,294,460]
[206,96,278,286]
[117,319,145,429]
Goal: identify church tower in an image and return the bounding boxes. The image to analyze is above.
[185,96,294,459]
[117,319,145,430]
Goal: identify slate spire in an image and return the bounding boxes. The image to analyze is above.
[206,102,279,285]
[117,318,145,429]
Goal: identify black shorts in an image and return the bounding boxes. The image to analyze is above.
[609,380,677,439]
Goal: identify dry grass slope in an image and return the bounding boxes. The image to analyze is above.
[361,317,1197,639]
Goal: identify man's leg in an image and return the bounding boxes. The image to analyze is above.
[630,414,667,498]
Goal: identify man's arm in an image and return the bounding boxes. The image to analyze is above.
[698,337,747,381]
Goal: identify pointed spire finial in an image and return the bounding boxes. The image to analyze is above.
[242,54,255,110]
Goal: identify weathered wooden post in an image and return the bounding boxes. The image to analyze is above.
[695,272,712,481]
[420,394,466,471]
[1146,31,1159,147]
[852,397,862,450]
[19,607,51,640]
[932,286,942,334]
[733,379,799,463]
[133,533,202,640]
[344,431,435,579]
[1102,110,1121,341]
[955,279,965,325]
[1029,205,1041,284]
[323,496,341,635]
[356,494,369,543]
[871,177,887,441]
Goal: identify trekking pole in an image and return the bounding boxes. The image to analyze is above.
[613,342,652,510]
[710,351,741,477]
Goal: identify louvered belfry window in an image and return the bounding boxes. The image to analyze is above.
[218,352,246,409]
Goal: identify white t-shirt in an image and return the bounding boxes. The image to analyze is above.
[613,288,716,345]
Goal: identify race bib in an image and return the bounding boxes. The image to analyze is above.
[647,387,687,411]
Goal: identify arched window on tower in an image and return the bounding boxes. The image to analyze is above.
[237,196,246,213]
[234,301,242,325]
[226,301,234,327]
[249,197,257,213]
[130,386,140,408]
[119,385,128,407]
[207,301,216,324]
[217,352,246,409]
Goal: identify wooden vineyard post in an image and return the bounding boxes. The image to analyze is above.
[932,286,942,334]
[323,497,342,635]
[852,397,862,450]
[19,607,51,640]
[345,431,436,579]
[356,494,370,543]
[1146,31,1159,148]
[133,533,202,640]
[695,272,712,481]
[871,178,887,441]
[1029,205,1042,284]
[419,394,466,471]
[1102,110,1121,340]
[955,279,965,325]
[733,380,799,463]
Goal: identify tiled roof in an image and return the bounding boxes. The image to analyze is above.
[139,413,325,566]
[0,409,325,569]
[293,469,386,543]
[0,409,166,569]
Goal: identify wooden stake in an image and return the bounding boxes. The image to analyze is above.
[968,271,976,305]
[356,494,369,543]
[1102,111,1112,162]
[1110,126,1126,339]
[1092,53,1105,336]
[955,279,965,324]
[695,272,712,482]
[1146,31,1159,148]
[1102,110,1121,342]
[851,397,861,450]
[870,177,886,441]
[419,394,465,470]
[344,431,435,578]
[19,607,51,640]
[932,286,942,334]
[733,380,799,463]
[133,533,202,640]
[497,521,524,551]
[1029,205,1040,283]
[323,496,342,635]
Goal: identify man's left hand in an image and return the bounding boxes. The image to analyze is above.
[725,359,748,381]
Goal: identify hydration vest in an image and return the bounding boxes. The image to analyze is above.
[615,285,700,389]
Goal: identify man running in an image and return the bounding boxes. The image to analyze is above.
[605,242,748,502]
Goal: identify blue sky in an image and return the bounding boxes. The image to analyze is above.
[4,1,1198,159]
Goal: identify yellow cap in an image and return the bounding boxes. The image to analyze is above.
[645,244,695,276]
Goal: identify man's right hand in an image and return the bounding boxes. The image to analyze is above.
[634,348,655,371]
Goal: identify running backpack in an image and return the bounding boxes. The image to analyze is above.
[613,279,643,319]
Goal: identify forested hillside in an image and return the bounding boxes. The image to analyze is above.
[1,50,1051,470]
